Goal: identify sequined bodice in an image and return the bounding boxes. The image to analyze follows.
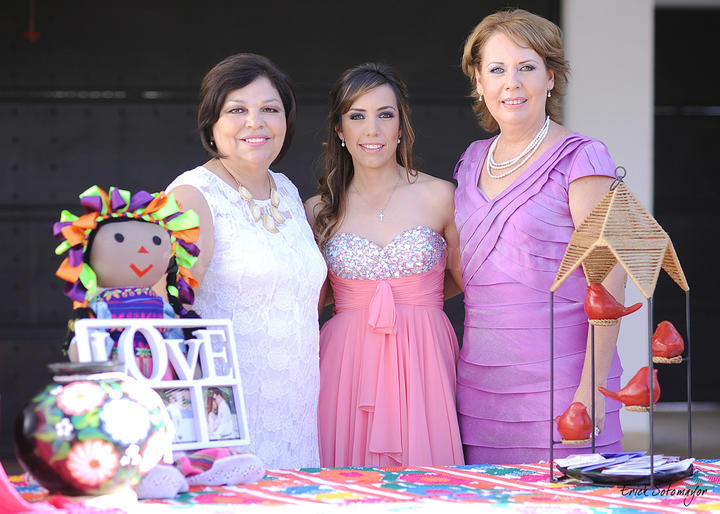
[324,226,446,280]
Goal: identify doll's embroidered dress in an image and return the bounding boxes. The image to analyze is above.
[90,287,181,379]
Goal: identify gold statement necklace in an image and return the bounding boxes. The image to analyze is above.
[218,159,285,233]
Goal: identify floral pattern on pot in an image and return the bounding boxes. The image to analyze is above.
[15,367,173,496]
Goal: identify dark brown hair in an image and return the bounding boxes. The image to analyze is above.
[461,8,569,132]
[313,63,416,247]
[198,53,297,163]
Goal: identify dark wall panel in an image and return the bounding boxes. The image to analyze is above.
[1,1,558,95]
[654,9,719,402]
[652,113,719,402]
[0,0,560,457]
[0,105,203,202]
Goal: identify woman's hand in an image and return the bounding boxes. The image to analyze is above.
[572,382,606,433]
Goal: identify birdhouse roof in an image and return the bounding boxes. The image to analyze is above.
[551,181,688,297]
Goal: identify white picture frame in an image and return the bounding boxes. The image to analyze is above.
[72,318,250,451]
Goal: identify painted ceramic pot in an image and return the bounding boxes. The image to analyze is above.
[14,361,173,496]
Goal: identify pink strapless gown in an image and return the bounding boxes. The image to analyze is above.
[318,226,464,467]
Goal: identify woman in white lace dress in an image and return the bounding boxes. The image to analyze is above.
[167,54,327,469]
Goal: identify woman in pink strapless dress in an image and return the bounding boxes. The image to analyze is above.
[306,63,464,467]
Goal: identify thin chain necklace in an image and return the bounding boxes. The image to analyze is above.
[487,116,550,179]
[217,159,285,233]
[352,173,402,222]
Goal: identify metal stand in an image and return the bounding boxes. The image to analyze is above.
[648,297,655,489]
[591,325,596,453]
[549,291,555,481]
[549,289,693,487]
[549,290,598,482]
[686,291,693,459]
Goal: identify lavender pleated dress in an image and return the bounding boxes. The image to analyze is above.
[453,133,624,464]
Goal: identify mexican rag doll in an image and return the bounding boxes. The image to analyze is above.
[53,186,264,498]
[54,186,199,372]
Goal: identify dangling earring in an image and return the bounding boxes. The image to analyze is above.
[547,90,552,98]
[479,93,483,102]
[341,139,345,147]
[397,136,401,144]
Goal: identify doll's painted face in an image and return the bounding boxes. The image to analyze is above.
[89,220,171,289]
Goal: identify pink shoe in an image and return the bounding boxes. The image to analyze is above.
[185,453,265,486]
[134,464,188,500]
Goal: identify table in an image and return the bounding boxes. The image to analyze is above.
[11,460,720,512]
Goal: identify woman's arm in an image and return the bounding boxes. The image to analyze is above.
[436,180,464,299]
[304,195,333,311]
[167,184,215,287]
[443,218,464,300]
[568,175,624,431]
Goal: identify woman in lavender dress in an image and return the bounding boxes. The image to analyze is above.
[454,9,626,463]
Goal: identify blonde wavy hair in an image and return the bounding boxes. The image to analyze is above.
[461,8,569,132]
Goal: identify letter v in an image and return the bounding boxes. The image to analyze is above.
[166,339,202,380]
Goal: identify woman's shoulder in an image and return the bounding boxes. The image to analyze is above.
[167,165,216,191]
[166,166,217,223]
[460,138,495,159]
[408,172,456,218]
[269,169,304,199]
[555,131,616,183]
[412,171,455,196]
[452,138,495,180]
[268,169,296,189]
[550,126,610,155]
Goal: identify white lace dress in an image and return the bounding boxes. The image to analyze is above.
[168,166,327,469]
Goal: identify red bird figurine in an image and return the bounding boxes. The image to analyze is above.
[584,283,642,326]
[598,366,660,411]
[652,321,685,364]
[555,402,593,444]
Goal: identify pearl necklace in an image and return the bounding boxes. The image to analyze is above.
[218,160,285,233]
[487,116,550,179]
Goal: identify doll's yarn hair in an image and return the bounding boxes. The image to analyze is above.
[53,185,200,315]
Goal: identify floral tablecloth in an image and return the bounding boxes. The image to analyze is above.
[12,460,720,513]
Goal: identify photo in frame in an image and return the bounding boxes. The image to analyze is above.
[203,386,241,441]
[158,387,197,443]
[72,318,250,451]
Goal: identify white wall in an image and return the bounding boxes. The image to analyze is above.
[562,0,654,436]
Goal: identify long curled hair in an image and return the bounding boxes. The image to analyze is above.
[312,63,416,247]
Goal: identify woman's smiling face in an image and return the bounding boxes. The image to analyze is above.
[475,32,554,131]
[212,75,287,170]
[337,84,401,171]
